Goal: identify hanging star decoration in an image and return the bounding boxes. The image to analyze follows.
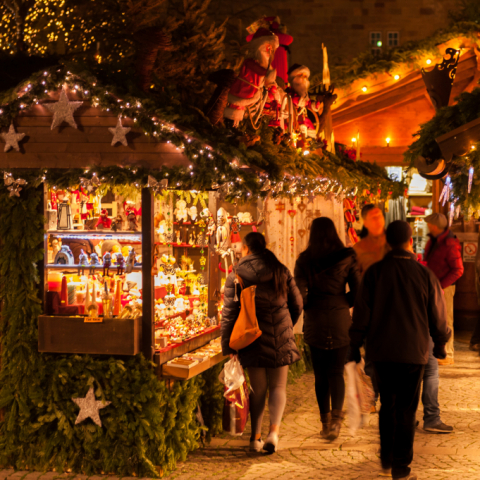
[1,124,26,152]
[79,174,101,193]
[147,175,168,195]
[72,386,111,427]
[109,117,131,146]
[45,87,83,130]
[4,172,27,197]
[260,178,271,192]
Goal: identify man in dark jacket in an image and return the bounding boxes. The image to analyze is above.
[424,213,464,365]
[349,221,451,480]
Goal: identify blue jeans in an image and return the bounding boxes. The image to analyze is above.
[422,342,441,427]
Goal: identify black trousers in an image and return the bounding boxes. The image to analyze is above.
[470,313,480,345]
[374,362,425,479]
[310,345,349,414]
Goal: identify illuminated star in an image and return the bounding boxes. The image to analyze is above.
[72,386,111,427]
[0,124,25,152]
[45,87,83,130]
[109,117,131,146]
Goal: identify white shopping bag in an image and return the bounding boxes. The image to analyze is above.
[345,359,375,436]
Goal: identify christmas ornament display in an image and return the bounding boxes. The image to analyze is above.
[72,386,111,427]
[109,117,131,146]
[1,124,25,152]
[45,88,83,130]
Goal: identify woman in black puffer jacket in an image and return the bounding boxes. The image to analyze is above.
[294,217,360,441]
[221,232,303,454]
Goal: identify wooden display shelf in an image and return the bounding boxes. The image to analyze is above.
[160,351,227,380]
[407,193,432,197]
[45,264,142,271]
[47,230,142,237]
[154,325,221,366]
[407,214,427,219]
[38,315,142,355]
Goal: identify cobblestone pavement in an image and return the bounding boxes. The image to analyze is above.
[1,336,479,480]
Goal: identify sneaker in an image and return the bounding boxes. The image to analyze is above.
[469,344,480,352]
[437,357,454,365]
[263,432,279,454]
[379,468,392,477]
[424,422,454,433]
[249,439,264,452]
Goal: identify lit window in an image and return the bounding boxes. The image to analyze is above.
[388,32,399,47]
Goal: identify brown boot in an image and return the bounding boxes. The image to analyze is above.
[320,412,331,439]
[327,409,344,441]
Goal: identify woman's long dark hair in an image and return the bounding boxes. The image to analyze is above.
[243,232,288,297]
[301,217,345,260]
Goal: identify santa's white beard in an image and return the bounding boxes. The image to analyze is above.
[253,47,272,69]
[292,77,310,97]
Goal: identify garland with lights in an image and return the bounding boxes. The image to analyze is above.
[0,63,403,202]
[328,21,480,90]
[405,86,480,215]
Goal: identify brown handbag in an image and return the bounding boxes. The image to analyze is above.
[229,274,262,351]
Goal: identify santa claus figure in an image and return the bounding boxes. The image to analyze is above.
[223,28,279,126]
[246,16,293,87]
[95,209,112,229]
[286,64,320,135]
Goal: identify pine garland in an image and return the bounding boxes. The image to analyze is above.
[0,63,404,202]
[405,87,480,212]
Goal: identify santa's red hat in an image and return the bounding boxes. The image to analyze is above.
[288,64,310,82]
[101,209,108,215]
[248,28,279,52]
[246,16,293,46]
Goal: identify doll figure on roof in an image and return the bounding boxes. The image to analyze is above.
[95,209,112,230]
[223,28,279,126]
[246,16,293,87]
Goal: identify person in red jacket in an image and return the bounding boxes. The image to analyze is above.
[424,213,464,365]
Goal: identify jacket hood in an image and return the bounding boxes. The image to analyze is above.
[235,253,275,283]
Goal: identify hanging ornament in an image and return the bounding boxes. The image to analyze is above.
[297,228,306,238]
[72,386,111,427]
[439,176,451,206]
[146,176,168,195]
[287,209,297,218]
[275,202,285,212]
[449,202,455,227]
[273,181,284,194]
[45,87,83,130]
[1,124,25,152]
[4,172,27,197]
[468,167,474,194]
[455,204,461,219]
[109,117,131,146]
[79,174,101,194]
[261,178,271,191]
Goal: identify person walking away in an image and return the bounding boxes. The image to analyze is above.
[353,204,390,409]
[221,232,303,454]
[424,213,464,365]
[294,217,360,441]
[349,221,451,480]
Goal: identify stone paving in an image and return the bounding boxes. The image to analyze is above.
[0,335,479,480]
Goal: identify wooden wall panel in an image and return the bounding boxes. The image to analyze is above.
[0,99,192,170]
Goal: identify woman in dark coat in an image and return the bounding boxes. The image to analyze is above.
[294,217,360,441]
[221,232,303,454]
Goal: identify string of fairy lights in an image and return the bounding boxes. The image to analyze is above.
[0,66,401,202]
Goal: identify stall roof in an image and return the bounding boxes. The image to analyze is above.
[0,64,403,201]
[331,35,480,166]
